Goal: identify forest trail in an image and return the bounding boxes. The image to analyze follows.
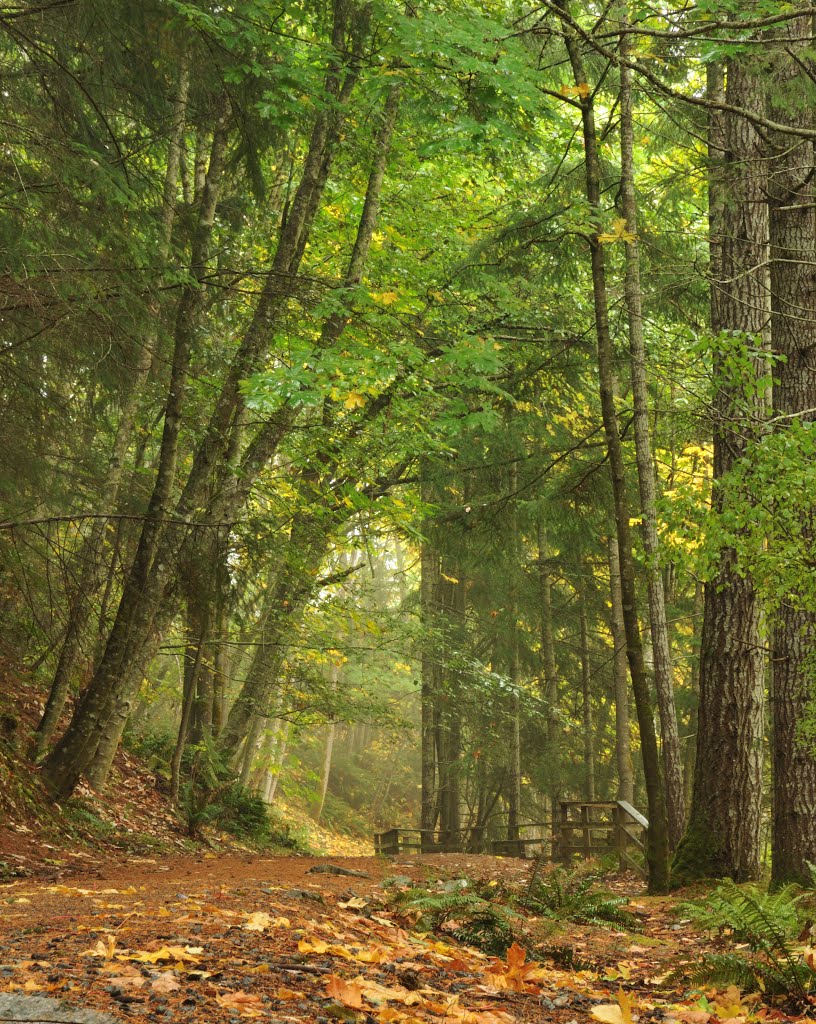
[0,854,720,1024]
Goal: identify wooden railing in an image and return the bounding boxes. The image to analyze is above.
[557,800,648,877]
[373,800,648,876]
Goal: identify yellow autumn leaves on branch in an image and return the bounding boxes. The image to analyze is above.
[598,217,637,244]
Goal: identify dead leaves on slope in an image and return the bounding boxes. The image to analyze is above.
[1,862,781,1024]
[324,971,514,1024]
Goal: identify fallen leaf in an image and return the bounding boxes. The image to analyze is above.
[592,988,637,1024]
[215,991,266,1018]
[107,975,146,990]
[151,972,180,994]
[81,934,117,959]
[275,987,306,1000]
[128,945,201,964]
[326,974,365,1009]
[244,911,272,931]
[338,896,369,910]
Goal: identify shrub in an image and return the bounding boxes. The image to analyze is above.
[390,882,521,955]
[676,879,804,946]
[518,867,640,930]
[670,879,816,1009]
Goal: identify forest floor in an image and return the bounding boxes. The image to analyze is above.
[0,665,372,882]
[0,851,782,1024]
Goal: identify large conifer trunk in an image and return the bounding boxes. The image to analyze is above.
[768,16,816,886]
[673,61,768,882]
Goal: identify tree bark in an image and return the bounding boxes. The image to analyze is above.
[674,59,768,883]
[608,535,635,803]
[169,609,207,802]
[579,591,596,801]
[557,0,670,891]
[683,580,704,811]
[316,662,339,822]
[507,619,522,842]
[768,14,816,886]
[32,60,191,760]
[420,500,439,840]
[38,2,366,799]
[537,524,562,846]
[40,96,231,800]
[619,26,685,848]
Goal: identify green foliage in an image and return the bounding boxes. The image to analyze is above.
[671,880,816,1007]
[178,779,308,850]
[62,800,117,841]
[676,879,804,946]
[217,785,275,842]
[390,882,520,955]
[518,867,640,931]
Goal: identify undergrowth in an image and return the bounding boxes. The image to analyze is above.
[387,865,639,956]
[672,878,816,1009]
[390,881,521,955]
[519,866,640,930]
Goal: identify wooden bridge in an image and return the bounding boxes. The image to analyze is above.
[373,800,649,877]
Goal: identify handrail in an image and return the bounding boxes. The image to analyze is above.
[374,800,649,868]
[616,800,649,829]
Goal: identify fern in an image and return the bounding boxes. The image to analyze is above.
[672,881,816,1007]
[390,887,520,956]
[677,879,804,947]
[519,868,640,931]
[674,952,765,992]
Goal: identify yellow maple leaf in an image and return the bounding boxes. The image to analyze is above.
[560,82,591,98]
[344,391,367,410]
[81,934,117,959]
[592,988,637,1024]
[598,217,637,244]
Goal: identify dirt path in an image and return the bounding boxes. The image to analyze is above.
[0,854,707,1024]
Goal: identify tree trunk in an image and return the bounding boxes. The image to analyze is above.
[619,27,685,847]
[170,611,207,802]
[32,61,191,760]
[240,715,265,789]
[768,16,816,886]
[204,66,404,761]
[579,591,596,802]
[507,631,522,842]
[674,59,768,883]
[537,525,562,847]
[420,514,439,841]
[557,0,670,890]
[608,535,634,803]
[39,2,364,802]
[683,581,704,811]
[316,662,339,822]
[40,98,232,800]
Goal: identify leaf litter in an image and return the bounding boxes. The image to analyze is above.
[0,854,811,1024]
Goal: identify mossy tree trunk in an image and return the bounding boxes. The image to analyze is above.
[673,59,768,883]
[768,13,816,887]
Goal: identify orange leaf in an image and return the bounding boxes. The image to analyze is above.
[326,974,365,1009]
[215,991,266,1018]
